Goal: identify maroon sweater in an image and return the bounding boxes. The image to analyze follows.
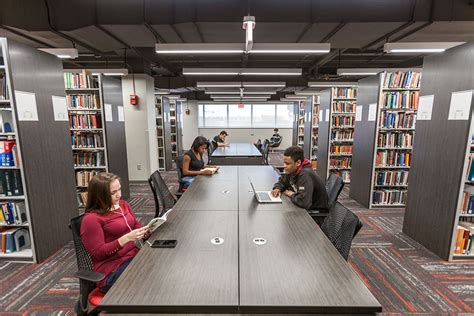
[80,200,142,289]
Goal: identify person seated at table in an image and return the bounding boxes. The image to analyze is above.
[271,146,329,218]
[212,130,229,148]
[269,128,282,148]
[182,136,219,187]
[80,173,151,293]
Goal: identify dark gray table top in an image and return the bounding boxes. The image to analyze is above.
[211,143,262,157]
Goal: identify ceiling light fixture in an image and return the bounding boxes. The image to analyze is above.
[337,68,385,76]
[204,90,278,95]
[250,43,330,54]
[211,95,271,99]
[155,43,244,54]
[38,48,79,59]
[280,97,308,102]
[284,95,311,99]
[185,68,301,76]
[383,42,465,54]
[307,82,358,88]
[196,82,286,88]
[212,98,270,102]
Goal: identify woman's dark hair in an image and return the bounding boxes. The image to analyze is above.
[191,136,209,151]
[284,146,304,164]
[86,173,121,215]
[274,128,279,132]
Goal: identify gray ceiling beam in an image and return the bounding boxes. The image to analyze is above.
[143,22,167,43]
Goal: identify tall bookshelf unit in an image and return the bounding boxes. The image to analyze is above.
[170,99,178,161]
[297,100,305,147]
[0,38,77,262]
[351,70,421,209]
[65,71,108,208]
[311,95,320,167]
[317,86,357,182]
[155,95,166,171]
[402,42,474,261]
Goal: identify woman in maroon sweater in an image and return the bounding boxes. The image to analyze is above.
[80,173,150,292]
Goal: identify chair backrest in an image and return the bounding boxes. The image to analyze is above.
[176,156,184,180]
[325,173,344,209]
[148,174,161,218]
[149,170,177,217]
[273,135,282,147]
[255,139,262,147]
[262,139,270,165]
[70,214,93,273]
[321,202,362,260]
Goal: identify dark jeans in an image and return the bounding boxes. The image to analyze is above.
[100,258,133,293]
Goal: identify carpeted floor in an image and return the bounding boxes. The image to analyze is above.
[1,152,473,315]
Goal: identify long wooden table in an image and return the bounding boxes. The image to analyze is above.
[211,143,263,165]
[99,166,381,314]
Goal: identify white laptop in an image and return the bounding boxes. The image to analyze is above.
[249,178,282,203]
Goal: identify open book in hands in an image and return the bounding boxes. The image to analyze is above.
[146,208,173,233]
[200,166,219,174]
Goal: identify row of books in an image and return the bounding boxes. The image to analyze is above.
[330,145,353,154]
[76,170,101,187]
[331,130,354,141]
[372,189,407,205]
[461,189,474,214]
[77,191,88,207]
[71,132,104,148]
[377,132,413,148]
[374,170,409,186]
[0,75,7,100]
[0,170,23,196]
[64,72,98,89]
[0,201,27,225]
[73,152,105,167]
[333,88,357,99]
[332,116,355,127]
[67,94,100,110]
[454,222,474,255]
[379,112,416,129]
[329,157,352,168]
[0,141,18,167]
[383,71,421,89]
[376,150,411,167]
[69,114,103,129]
[1,228,30,254]
[466,154,474,182]
[332,102,356,113]
[382,91,420,110]
[331,170,351,183]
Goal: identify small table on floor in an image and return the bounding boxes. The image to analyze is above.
[211,143,263,165]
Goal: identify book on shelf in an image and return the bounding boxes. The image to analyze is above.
[0,227,30,254]
[64,71,98,89]
[377,132,413,148]
[67,94,100,110]
[332,101,356,112]
[374,170,409,186]
[73,151,105,167]
[69,113,103,129]
[372,189,407,205]
[77,191,88,207]
[466,154,474,182]
[76,170,101,187]
[383,71,421,89]
[0,201,26,225]
[383,91,420,110]
[376,150,411,167]
[0,140,18,167]
[333,88,357,99]
[0,73,8,100]
[0,170,23,196]
[330,144,353,154]
[71,132,104,148]
[331,130,354,141]
[454,222,474,255]
[332,116,355,127]
[379,112,416,129]
[329,157,352,168]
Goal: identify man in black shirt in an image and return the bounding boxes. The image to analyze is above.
[269,128,282,148]
[212,130,229,148]
[272,146,329,217]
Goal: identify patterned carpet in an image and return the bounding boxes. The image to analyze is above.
[1,153,473,315]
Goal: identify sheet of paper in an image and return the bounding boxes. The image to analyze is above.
[51,96,68,121]
[104,103,113,122]
[319,109,323,121]
[448,90,473,121]
[356,105,363,122]
[417,95,434,121]
[368,103,377,121]
[118,106,124,122]
[14,91,39,121]
[325,109,329,122]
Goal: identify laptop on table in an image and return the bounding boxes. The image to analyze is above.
[249,178,282,203]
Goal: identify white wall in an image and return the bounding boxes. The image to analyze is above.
[198,128,292,149]
[121,74,157,181]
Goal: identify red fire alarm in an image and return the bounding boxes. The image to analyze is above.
[130,94,138,105]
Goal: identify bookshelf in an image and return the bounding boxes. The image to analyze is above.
[401,42,473,260]
[297,101,305,147]
[311,95,320,169]
[0,38,77,262]
[155,95,166,171]
[350,70,421,209]
[316,86,357,182]
[170,99,178,161]
[65,71,109,208]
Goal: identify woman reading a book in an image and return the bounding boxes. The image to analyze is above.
[181,136,219,188]
[80,173,151,293]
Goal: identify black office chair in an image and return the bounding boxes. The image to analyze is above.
[309,172,344,225]
[255,139,262,153]
[175,156,187,195]
[269,136,282,153]
[262,139,270,165]
[321,202,363,261]
[70,214,105,316]
[149,170,177,218]
[207,139,215,158]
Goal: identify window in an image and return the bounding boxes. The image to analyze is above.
[198,103,294,128]
[252,104,276,127]
[276,104,294,128]
[203,104,227,127]
[228,103,251,127]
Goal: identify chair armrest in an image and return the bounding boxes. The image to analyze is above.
[175,191,183,198]
[74,270,105,283]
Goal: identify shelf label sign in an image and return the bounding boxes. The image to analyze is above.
[52,96,68,121]
[368,103,377,121]
[356,105,363,121]
[417,95,434,121]
[319,109,323,122]
[325,109,329,122]
[105,103,113,122]
[448,90,473,121]
[118,106,125,122]
[15,90,39,121]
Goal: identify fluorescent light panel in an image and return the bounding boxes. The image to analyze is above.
[285,94,310,99]
[280,97,307,102]
[184,68,301,76]
[38,48,78,59]
[154,89,171,95]
[211,95,271,99]
[307,81,357,88]
[163,95,181,100]
[250,43,330,54]
[156,43,244,54]
[92,68,128,76]
[205,90,277,95]
[337,68,385,76]
[213,98,270,102]
[384,42,465,54]
[197,82,286,88]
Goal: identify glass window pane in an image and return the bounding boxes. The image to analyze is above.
[198,104,204,127]
[276,103,294,128]
[228,103,251,127]
[204,104,227,127]
[252,104,276,127]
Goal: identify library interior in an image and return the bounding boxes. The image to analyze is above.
[0,0,474,315]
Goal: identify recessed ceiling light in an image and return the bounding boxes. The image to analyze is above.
[384,42,465,54]
[184,68,301,76]
[156,43,244,54]
[307,82,357,88]
[250,43,330,54]
[38,48,79,59]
